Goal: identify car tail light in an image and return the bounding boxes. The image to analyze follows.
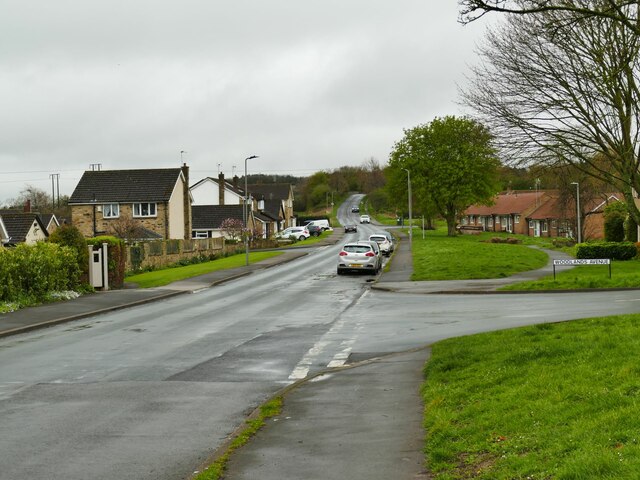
[339,251,348,256]
[365,251,375,257]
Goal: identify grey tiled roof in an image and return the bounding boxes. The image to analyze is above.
[247,183,291,201]
[0,213,48,243]
[69,168,183,204]
[192,205,245,230]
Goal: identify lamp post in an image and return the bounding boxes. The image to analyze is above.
[570,182,581,244]
[244,155,259,266]
[402,168,412,246]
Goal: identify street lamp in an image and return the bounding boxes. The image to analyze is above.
[570,182,581,244]
[402,168,412,246]
[244,155,259,266]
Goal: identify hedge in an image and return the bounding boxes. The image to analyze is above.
[575,241,637,261]
[0,243,81,302]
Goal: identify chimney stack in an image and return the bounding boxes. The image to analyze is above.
[218,172,225,205]
[24,199,31,213]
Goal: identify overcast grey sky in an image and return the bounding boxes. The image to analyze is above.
[0,1,487,204]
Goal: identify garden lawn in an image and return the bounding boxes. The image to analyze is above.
[125,251,282,288]
[423,314,640,479]
[411,229,548,281]
[501,259,640,290]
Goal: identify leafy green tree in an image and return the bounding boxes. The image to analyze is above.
[389,116,501,236]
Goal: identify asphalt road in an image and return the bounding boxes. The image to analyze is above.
[2,194,640,479]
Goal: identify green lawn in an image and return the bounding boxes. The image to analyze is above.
[411,228,549,281]
[125,251,282,288]
[423,314,640,479]
[501,259,640,290]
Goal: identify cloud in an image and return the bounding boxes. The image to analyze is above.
[0,0,487,203]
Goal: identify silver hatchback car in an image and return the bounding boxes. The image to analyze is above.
[337,241,382,275]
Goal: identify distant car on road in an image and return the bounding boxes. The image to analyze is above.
[275,227,310,241]
[359,214,371,224]
[351,206,360,213]
[344,224,358,233]
[337,241,382,275]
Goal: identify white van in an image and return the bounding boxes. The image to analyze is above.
[304,219,331,231]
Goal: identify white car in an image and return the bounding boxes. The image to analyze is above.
[275,227,310,241]
[359,214,371,224]
[369,234,392,256]
[337,241,382,275]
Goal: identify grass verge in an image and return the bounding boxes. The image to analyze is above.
[501,259,640,290]
[193,397,283,480]
[423,314,640,479]
[125,251,283,288]
[411,228,549,281]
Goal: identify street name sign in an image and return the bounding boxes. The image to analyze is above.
[552,258,611,279]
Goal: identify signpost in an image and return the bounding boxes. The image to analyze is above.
[552,258,611,280]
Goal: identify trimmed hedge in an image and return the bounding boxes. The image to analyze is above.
[576,242,637,261]
[0,243,81,302]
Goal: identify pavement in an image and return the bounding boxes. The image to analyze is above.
[0,228,574,480]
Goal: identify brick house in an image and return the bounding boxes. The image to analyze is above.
[462,190,551,234]
[247,183,295,229]
[69,165,192,240]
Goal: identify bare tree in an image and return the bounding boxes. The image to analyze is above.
[462,2,640,223]
[109,216,147,242]
[459,0,640,33]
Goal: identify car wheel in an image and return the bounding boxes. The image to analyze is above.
[337,269,343,275]
[299,236,305,241]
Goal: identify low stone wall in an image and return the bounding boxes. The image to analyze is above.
[126,237,225,272]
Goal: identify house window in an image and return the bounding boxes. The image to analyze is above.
[515,215,520,224]
[470,215,475,223]
[488,217,494,227]
[133,203,157,217]
[529,220,534,229]
[461,217,468,225]
[192,230,210,238]
[541,221,548,233]
[103,203,119,218]
[496,215,501,224]
[502,216,508,227]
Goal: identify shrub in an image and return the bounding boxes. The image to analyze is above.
[576,241,637,261]
[604,202,626,242]
[48,224,89,273]
[552,237,576,248]
[0,242,81,302]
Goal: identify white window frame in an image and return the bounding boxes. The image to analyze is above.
[502,216,508,227]
[515,215,520,224]
[541,221,548,233]
[192,230,209,239]
[488,217,494,227]
[529,220,534,229]
[133,202,157,218]
[102,203,120,218]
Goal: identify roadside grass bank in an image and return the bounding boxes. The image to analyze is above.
[411,228,549,281]
[501,259,640,290]
[423,314,640,479]
[193,397,283,480]
[125,251,283,288]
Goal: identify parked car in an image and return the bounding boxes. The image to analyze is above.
[344,224,358,233]
[275,227,310,241]
[337,241,382,275]
[351,206,360,213]
[307,224,323,236]
[369,234,392,256]
[383,232,395,252]
[359,214,371,224]
[304,219,331,231]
